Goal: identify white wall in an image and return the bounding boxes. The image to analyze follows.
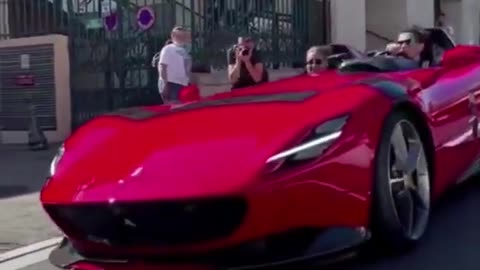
[330,0,366,51]
[406,0,435,28]
[441,0,461,43]
[442,0,480,44]
[367,0,406,41]
[366,0,434,50]
[461,0,480,44]
[458,0,480,44]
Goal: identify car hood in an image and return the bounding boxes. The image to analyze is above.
[41,72,381,204]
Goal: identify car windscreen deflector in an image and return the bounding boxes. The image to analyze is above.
[105,90,318,121]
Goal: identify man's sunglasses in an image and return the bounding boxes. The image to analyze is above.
[306,59,323,65]
[397,39,412,46]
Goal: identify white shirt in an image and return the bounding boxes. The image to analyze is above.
[158,43,191,87]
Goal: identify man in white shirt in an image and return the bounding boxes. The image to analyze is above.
[158,26,192,103]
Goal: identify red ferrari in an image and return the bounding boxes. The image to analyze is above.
[41,29,480,270]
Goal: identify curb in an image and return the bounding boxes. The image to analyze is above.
[0,237,62,263]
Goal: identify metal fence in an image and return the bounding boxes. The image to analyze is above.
[0,0,69,40]
[0,0,331,129]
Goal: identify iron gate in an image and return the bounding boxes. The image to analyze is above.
[1,0,331,130]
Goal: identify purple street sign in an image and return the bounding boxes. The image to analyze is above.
[104,13,118,31]
[137,7,155,30]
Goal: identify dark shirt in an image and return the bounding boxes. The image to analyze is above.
[227,46,268,89]
[393,57,422,70]
[397,57,432,69]
[392,49,433,68]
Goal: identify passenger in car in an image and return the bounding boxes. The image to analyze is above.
[305,45,331,75]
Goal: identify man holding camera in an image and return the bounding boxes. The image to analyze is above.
[227,36,268,90]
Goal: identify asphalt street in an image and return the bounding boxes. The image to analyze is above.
[1,144,480,270]
[0,144,61,253]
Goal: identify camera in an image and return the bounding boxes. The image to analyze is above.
[236,45,250,56]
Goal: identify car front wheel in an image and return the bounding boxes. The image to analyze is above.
[372,111,432,251]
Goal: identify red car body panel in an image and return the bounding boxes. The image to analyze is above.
[40,45,480,269]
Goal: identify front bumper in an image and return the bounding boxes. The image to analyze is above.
[50,227,370,270]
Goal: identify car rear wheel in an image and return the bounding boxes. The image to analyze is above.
[372,111,431,251]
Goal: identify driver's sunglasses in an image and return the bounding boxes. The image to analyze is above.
[307,59,323,65]
[397,39,412,46]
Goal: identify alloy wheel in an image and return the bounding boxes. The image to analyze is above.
[388,120,430,240]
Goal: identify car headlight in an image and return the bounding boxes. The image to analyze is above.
[50,144,65,176]
[266,115,349,169]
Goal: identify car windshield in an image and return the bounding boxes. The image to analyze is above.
[338,56,420,73]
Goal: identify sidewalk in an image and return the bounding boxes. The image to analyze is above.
[0,144,62,253]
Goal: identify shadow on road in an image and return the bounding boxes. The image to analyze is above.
[324,178,480,270]
[0,144,58,199]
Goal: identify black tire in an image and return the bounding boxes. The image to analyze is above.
[371,110,432,252]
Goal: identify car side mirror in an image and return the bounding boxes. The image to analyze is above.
[179,84,201,103]
[442,45,480,68]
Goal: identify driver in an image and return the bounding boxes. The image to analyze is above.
[385,27,429,68]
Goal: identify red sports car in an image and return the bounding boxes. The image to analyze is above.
[41,29,480,270]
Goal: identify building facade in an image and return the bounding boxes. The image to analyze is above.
[0,0,333,131]
[2,0,480,52]
[362,0,480,50]
[0,0,479,140]
[441,0,480,45]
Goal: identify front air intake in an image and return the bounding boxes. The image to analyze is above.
[44,197,247,247]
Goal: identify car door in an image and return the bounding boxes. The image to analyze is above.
[418,63,480,192]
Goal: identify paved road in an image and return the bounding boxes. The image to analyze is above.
[16,178,480,270]
[0,144,61,252]
[0,144,58,198]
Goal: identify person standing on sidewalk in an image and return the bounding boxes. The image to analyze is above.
[227,36,268,90]
[157,26,192,103]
